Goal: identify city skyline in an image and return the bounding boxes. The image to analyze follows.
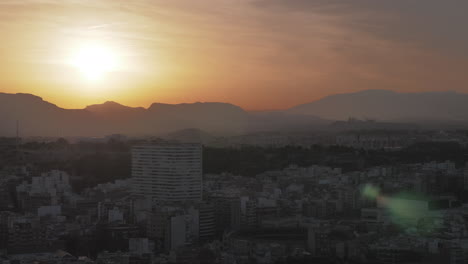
[3,1,468,263]
[1,0,468,110]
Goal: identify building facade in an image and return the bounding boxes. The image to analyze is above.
[131,143,202,203]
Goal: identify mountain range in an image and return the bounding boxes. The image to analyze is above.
[288,89,468,121]
[0,93,249,137]
[1,89,468,137]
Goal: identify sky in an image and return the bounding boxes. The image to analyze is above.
[1,0,468,110]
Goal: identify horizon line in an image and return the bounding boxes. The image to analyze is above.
[1,88,464,112]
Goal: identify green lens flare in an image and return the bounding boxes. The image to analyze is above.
[361,185,437,230]
[361,184,380,200]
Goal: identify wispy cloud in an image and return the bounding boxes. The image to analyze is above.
[1,0,468,110]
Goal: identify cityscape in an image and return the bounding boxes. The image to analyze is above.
[2,1,468,264]
[2,129,468,263]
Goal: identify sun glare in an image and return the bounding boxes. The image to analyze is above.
[70,43,118,81]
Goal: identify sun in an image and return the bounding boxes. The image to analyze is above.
[70,43,118,81]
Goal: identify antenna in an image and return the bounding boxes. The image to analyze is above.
[16,120,20,164]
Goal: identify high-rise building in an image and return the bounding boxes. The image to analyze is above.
[198,203,216,242]
[131,142,202,203]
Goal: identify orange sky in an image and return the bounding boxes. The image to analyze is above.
[1,0,468,110]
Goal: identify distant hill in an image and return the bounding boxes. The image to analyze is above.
[288,89,468,122]
[85,101,146,120]
[3,89,468,137]
[0,93,101,137]
[0,93,248,137]
[145,102,248,135]
[161,128,216,144]
[247,111,330,132]
[329,118,418,131]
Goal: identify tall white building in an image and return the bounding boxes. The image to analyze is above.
[131,142,203,203]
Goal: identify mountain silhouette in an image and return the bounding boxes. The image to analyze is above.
[85,101,146,119]
[0,93,248,137]
[2,90,468,137]
[287,89,468,121]
[0,93,101,137]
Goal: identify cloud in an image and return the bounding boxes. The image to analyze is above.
[254,0,468,57]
